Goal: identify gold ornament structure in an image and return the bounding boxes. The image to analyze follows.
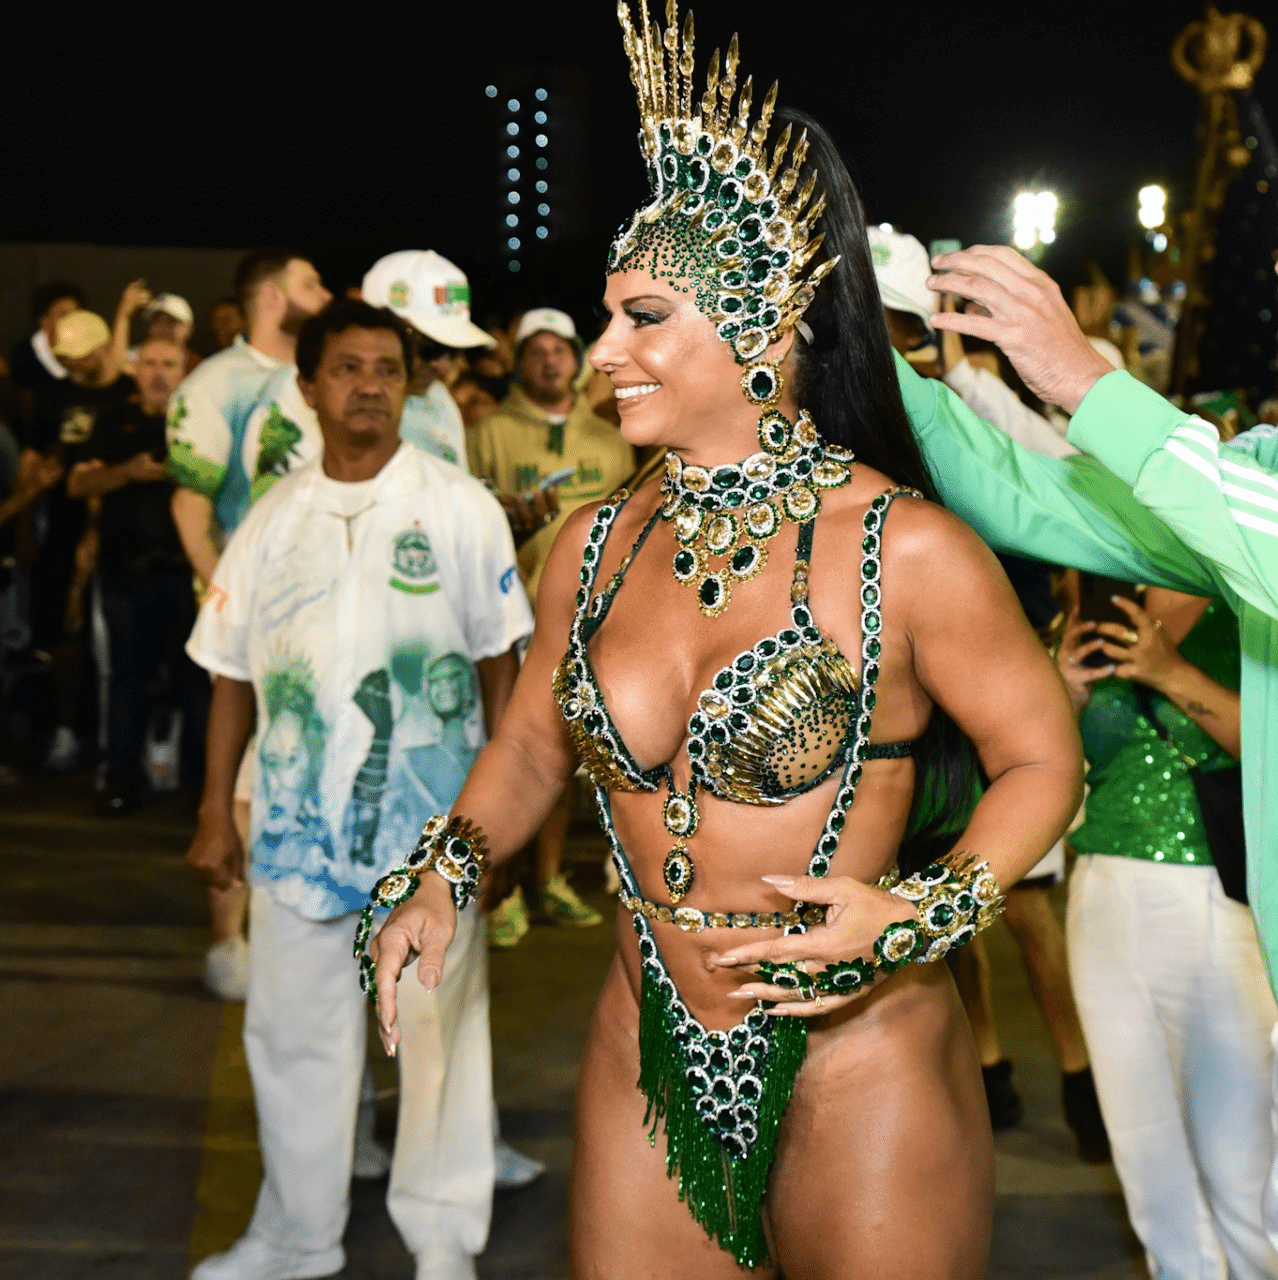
[1169,5,1269,395]
[611,0,837,363]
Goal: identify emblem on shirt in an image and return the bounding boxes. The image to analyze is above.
[60,406,96,444]
[390,525,439,595]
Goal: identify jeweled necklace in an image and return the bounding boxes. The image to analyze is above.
[659,395,854,618]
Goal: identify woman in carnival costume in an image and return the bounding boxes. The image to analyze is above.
[361,4,1082,1274]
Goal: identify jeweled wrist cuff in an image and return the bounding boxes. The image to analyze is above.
[879,853,1004,968]
[353,815,491,1006]
[406,814,490,911]
[754,856,1003,1002]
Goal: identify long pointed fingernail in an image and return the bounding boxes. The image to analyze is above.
[761,875,794,887]
[420,967,440,993]
[728,988,755,998]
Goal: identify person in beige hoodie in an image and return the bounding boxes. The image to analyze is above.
[468,307,634,936]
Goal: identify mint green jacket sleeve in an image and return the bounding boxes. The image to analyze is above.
[1069,371,1278,617]
[896,352,1220,598]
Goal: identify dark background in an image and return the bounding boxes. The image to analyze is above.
[2,0,1272,328]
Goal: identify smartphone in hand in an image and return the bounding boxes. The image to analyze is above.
[1077,573,1141,667]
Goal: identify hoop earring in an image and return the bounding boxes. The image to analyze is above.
[741,360,783,407]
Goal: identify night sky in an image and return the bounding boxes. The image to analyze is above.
[4,0,1272,320]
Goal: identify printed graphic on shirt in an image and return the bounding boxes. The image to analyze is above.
[167,393,227,499]
[251,640,484,917]
[250,404,304,502]
[389,524,440,595]
[60,406,97,445]
[257,653,337,891]
[512,457,605,497]
[242,369,321,507]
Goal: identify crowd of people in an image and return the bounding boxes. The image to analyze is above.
[2,15,1277,1275]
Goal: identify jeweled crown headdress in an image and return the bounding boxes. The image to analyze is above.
[610,0,838,365]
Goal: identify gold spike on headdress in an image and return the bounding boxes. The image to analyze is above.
[610,0,839,364]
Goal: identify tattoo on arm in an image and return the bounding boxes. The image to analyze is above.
[1187,700,1215,718]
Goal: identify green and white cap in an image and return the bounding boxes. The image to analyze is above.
[362,250,495,350]
[866,227,937,328]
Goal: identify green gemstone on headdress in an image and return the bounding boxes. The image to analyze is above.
[747,258,771,284]
[718,180,743,211]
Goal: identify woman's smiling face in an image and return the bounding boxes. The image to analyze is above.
[590,267,796,465]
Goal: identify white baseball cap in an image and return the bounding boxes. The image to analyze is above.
[514,307,578,346]
[867,228,937,328]
[362,250,495,349]
[143,293,194,326]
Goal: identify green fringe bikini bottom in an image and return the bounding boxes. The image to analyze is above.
[602,792,809,1270]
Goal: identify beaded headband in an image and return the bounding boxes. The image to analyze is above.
[610,0,838,365]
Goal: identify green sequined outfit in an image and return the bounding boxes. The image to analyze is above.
[1073,601,1240,866]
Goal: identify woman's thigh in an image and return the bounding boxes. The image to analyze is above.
[572,959,991,1280]
[767,968,993,1279]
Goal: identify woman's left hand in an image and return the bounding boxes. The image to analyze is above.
[1092,595,1184,691]
[707,873,916,1018]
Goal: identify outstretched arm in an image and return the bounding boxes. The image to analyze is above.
[926,245,1278,616]
[369,506,595,1052]
[897,349,1221,598]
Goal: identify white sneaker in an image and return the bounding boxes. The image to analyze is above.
[44,725,79,772]
[190,1235,343,1279]
[494,1136,545,1189]
[204,936,249,1001]
[415,1236,478,1280]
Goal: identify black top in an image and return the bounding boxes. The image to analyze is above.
[24,372,137,557]
[83,397,187,575]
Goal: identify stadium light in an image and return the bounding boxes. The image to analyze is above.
[1138,184,1166,230]
[1012,191,1057,252]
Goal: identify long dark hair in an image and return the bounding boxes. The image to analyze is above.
[783,107,981,868]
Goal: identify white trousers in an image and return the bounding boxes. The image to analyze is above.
[242,887,494,1263]
[1067,854,1278,1280]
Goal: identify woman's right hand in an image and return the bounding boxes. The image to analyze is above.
[1055,607,1115,712]
[368,871,458,1055]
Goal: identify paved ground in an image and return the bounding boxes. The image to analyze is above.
[0,773,1144,1279]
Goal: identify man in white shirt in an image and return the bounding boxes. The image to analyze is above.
[361,250,497,470]
[166,248,332,1001]
[185,300,531,1280]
